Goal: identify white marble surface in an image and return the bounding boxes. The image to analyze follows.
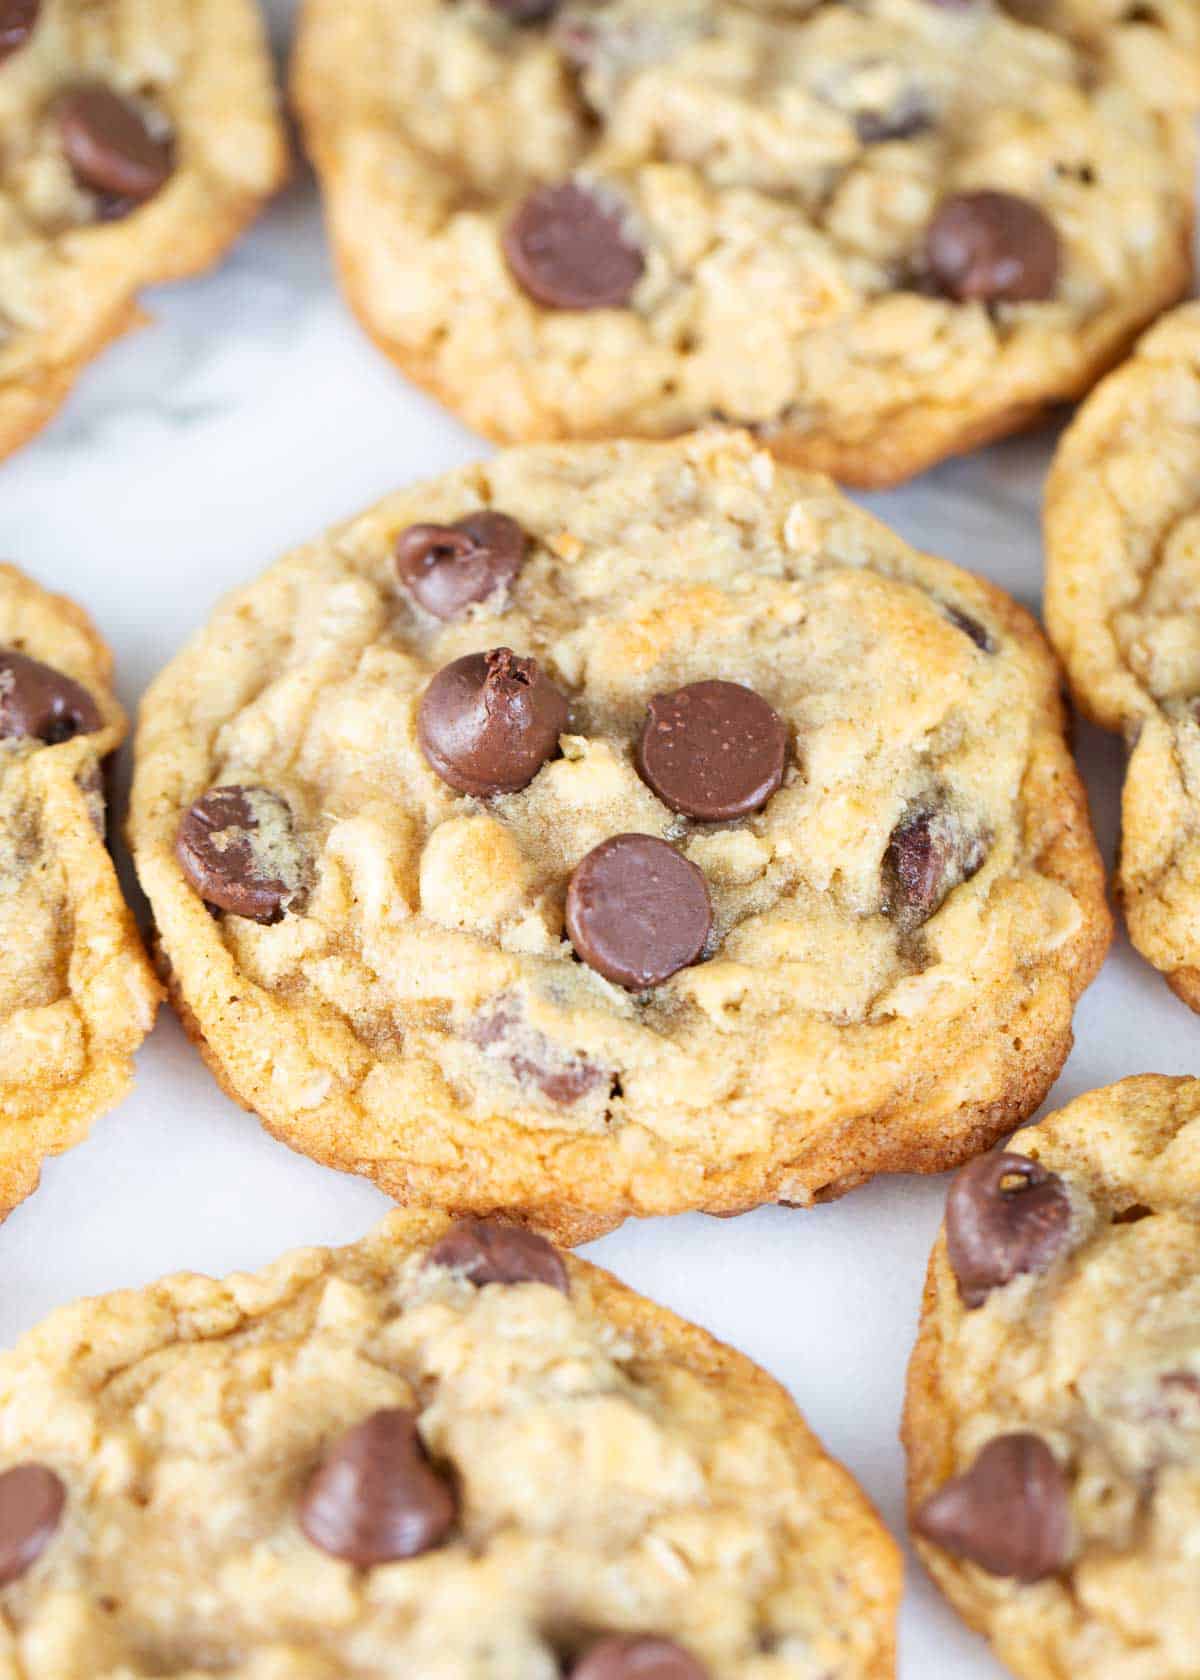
[0,5,1195,1674]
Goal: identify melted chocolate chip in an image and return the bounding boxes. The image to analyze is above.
[884,808,987,923]
[299,1409,455,1567]
[426,1218,569,1292]
[855,90,932,145]
[915,1433,1071,1582]
[504,182,644,310]
[926,190,1060,304]
[636,681,788,822]
[175,785,302,925]
[570,1636,709,1680]
[0,0,38,61]
[945,1151,1071,1308]
[487,0,561,18]
[566,834,712,990]
[57,85,173,206]
[0,649,101,744]
[396,512,528,620]
[470,996,608,1105]
[0,1464,65,1586]
[945,606,994,652]
[418,648,567,798]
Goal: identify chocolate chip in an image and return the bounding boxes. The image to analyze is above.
[396,512,527,620]
[57,85,173,207]
[504,182,644,310]
[486,0,560,19]
[945,606,994,652]
[926,190,1060,303]
[884,808,987,923]
[945,1151,1071,1308]
[299,1409,455,1567]
[426,1218,569,1292]
[855,91,933,144]
[566,834,712,990]
[915,1433,1070,1582]
[0,649,101,744]
[0,1464,65,1587]
[0,0,38,60]
[175,785,303,925]
[469,996,608,1105]
[636,680,787,822]
[418,648,567,798]
[570,1636,709,1680]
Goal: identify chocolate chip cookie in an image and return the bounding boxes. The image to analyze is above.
[905,1074,1200,1680]
[1045,303,1200,1013]
[1004,0,1200,108]
[129,431,1110,1239]
[291,0,1194,488]
[0,1208,902,1678]
[0,564,160,1214]
[0,0,287,461]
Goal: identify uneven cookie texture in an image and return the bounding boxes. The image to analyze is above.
[130,431,1109,1239]
[1045,303,1200,1012]
[0,1209,901,1679]
[0,0,287,461]
[0,564,159,1214]
[291,0,1194,488]
[905,1075,1200,1680]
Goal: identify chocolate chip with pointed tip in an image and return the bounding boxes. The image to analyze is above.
[566,834,712,990]
[418,648,567,798]
[396,512,527,620]
[504,182,644,310]
[426,1218,569,1292]
[0,1464,65,1586]
[0,649,101,744]
[885,808,988,923]
[915,1433,1071,1581]
[57,84,173,206]
[636,680,788,821]
[176,785,304,925]
[299,1408,456,1566]
[945,1150,1071,1307]
[0,0,38,60]
[570,1635,710,1680]
[926,190,1060,304]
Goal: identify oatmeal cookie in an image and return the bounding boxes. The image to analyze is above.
[0,0,288,461]
[0,562,160,1215]
[905,1074,1200,1680]
[291,0,1193,487]
[1045,303,1200,1012]
[129,431,1109,1239]
[0,1208,901,1679]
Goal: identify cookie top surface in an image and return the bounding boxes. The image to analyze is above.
[905,1075,1200,1680]
[0,1208,900,1679]
[291,0,1194,486]
[1045,302,1200,1009]
[0,0,287,460]
[0,563,160,1214]
[130,431,1108,1235]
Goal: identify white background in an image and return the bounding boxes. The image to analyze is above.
[0,6,1196,1674]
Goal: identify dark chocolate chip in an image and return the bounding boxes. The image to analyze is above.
[0,649,101,744]
[914,1433,1070,1582]
[944,606,994,652]
[396,512,527,620]
[418,648,567,798]
[486,0,561,19]
[570,1636,710,1680]
[57,85,173,206]
[0,0,38,61]
[0,1464,65,1586]
[945,1151,1071,1308]
[566,834,712,990]
[469,996,608,1105]
[426,1217,569,1292]
[855,91,933,144]
[299,1409,456,1567]
[884,808,987,923]
[926,190,1060,303]
[636,681,787,822]
[175,785,302,925]
[504,182,644,310]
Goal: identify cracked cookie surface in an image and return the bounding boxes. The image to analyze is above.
[0,1208,900,1679]
[129,431,1109,1239]
[0,0,287,461]
[905,1075,1200,1680]
[0,563,160,1215]
[291,0,1194,488]
[1045,303,1200,1013]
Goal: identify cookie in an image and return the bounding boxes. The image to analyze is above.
[1045,303,1200,1012]
[0,563,160,1214]
[129,430,1110,1240]
[904,1074,1200,1680]
[1003,0,1200,107]
[0,1208,901,1678]
[0,0,288,461]
[291,0,1194,489]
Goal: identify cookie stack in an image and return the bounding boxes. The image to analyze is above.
[0,1,1198,1675]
